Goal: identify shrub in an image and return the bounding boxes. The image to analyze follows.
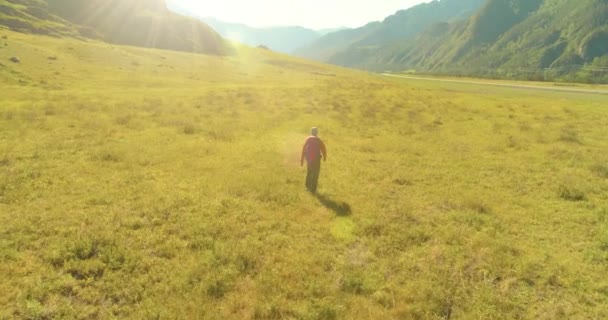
[591,163,608,178]
[207,280,227,299]
[235,254,257,275]
[317,306,338,320]
[558,185,586,201]
[560,128,582,144]
[183,124,196,135]
[65,259,106,280]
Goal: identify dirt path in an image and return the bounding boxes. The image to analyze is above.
[382,74,608,95]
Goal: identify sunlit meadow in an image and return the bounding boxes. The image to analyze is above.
[1,30,608,319]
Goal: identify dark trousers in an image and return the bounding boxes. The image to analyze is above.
[306,160,321,193]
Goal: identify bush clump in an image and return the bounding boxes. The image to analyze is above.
[558,185,586,201]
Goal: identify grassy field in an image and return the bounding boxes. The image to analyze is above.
[1,29,608,319]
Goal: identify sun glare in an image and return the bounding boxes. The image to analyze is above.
[225,31,243,43]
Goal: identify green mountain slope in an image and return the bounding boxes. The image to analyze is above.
[0,0,79,36]
[0,0,230,55]
[363,0,608,82]
[295,0,485,63]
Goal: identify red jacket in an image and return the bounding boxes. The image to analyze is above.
[301,136,327,164]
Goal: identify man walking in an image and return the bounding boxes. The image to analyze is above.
[301,127,327,193]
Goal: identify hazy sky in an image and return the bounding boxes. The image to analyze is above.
[170,0,430,29]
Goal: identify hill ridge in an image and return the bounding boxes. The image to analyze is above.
[295,0,485,63]
[0,0,231,55]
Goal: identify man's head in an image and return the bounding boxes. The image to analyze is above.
[311,127,318,136]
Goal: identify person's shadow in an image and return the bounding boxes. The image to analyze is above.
[314,193,352,216]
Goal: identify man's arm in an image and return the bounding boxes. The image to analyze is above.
[301,140,308,166]
[320,140,327,161]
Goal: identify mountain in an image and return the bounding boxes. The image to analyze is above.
[374,0,608,82]
[295,22,381,62]
[295,0,485,63]
[318,27,349,35]
[0,0,230,55]
[165,0,325,54]
[199,17,321,54]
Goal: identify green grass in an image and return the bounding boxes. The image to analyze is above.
[1,29,608,319]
